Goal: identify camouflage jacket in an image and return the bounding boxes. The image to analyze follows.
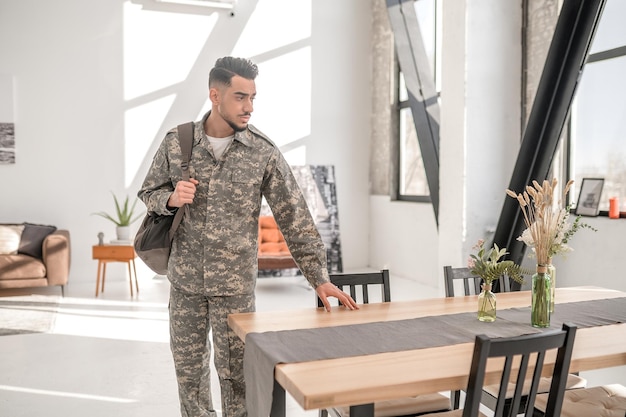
[138,112,330,295]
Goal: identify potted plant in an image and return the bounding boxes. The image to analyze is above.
[506,178,597,326]
[93,192,143,241]
[468,240,529,322]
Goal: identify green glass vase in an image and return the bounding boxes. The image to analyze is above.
[547,259,556,313]
[531,265,552,328]
[478,282,496,322]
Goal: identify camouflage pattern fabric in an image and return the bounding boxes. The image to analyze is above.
[169,285,254,417]
[138,111,330,294]
[138,111,330,416]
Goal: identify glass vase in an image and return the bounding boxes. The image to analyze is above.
[478,282,496,322]
[547,259,556,313]
[531,265,551,328]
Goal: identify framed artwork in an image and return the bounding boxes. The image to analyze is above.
[0,123,14,164]
[575,178,604,216]
[0,75,15,165]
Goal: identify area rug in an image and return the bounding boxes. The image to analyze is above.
[0,294,60,336]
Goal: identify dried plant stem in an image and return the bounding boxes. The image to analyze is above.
[507,179,560,265]
[532,271,551,327]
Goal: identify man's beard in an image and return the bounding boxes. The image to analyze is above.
[226,118,247,132]
[219,108,249,132]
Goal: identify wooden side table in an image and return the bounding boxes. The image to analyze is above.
[92,245,138,297]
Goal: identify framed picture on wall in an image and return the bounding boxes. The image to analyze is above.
[575,178,604,216]
[0,75,15,165]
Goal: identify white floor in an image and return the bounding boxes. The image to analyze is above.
[0,271,440,417]
[1,272,624,417]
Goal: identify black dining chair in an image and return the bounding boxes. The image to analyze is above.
[443,266,509,298]
[318,270,452,417]
[419,322,578,417]
[443,265,507,410]
[316,269,392,307]
[443,266,586,414]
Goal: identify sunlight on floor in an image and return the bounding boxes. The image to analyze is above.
[54,296,169,343]
[0,384,137,403]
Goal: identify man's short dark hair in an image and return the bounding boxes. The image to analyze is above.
[209,56,258,87]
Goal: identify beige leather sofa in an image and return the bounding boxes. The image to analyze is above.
[0,225,70,296]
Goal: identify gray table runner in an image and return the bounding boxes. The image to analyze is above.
[244,297,626,417]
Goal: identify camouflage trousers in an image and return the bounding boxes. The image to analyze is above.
[169,285,255,417]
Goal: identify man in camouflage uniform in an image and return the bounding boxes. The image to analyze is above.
[138,56,358,417]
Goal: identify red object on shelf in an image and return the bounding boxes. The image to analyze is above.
[609,197,620,219]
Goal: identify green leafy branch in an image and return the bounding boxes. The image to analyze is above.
[561,212,597,247]
[469,241,532,286]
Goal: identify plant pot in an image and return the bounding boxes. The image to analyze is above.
[116,226,131,241]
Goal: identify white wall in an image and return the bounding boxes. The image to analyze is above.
[369,196,439,289]
[550,216,626,292]
[0,0,371,283]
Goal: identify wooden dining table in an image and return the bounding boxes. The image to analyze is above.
[228,286,626,417]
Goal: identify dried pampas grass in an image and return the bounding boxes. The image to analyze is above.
[506,179,574,265]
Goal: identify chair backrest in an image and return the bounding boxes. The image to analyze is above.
[444,266,511,297]
[316,269,391,307]
[462,323,577,417]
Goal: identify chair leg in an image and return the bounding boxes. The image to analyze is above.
[451,389,461,409]
[319,409,328,417]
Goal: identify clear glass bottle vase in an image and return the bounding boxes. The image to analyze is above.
[547,259,556,313]
[531,265,552,328]
[478,282,496,322]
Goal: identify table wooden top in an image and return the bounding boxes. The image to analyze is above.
[229,286,624,339]
[229,287,626,411]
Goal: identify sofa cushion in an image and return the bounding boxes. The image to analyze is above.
[258,216,291,256]
[0,225,25,255]
[18,223,57,259]
[259,241,290,255]
[260,228,283,243]
[258,215,297,270]
[0,254,46,280]
[535,384,626,417]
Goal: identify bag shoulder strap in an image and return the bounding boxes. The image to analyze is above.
[177,121,194,181]
[169,121,194,239]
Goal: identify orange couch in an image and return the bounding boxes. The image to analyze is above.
[258,216,298,270]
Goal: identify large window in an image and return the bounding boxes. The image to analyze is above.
[396,0,440,201]
[398,74,428,198]
[570,0,626,213]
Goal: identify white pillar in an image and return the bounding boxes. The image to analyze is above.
[439,0,522,286]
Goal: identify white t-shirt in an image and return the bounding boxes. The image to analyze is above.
[207,134,234,160]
